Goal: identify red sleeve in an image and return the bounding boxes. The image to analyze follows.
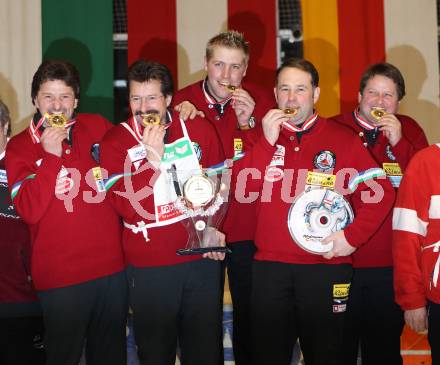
[232,134,276,193]
[342,138,396,248]
[389,116,429,171]
[5,135,63,225]
[392,152,430,310]
[100,129,159,222]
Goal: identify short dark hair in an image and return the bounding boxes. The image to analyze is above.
[359,63,406,100]
[127,60,174,97]
[0,98,11,136]
[276,58,319,88]
[31,60,80,103]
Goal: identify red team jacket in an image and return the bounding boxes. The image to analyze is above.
[100,111,224,267]
[0,154,41,316]
[331,112,428,267]
[5,114,125,291]
[234,116,396,265]
[173,80,275,243]
[393,144,440,309]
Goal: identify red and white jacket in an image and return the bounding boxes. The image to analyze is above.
[5,114,125,291]
[173,80,275,243]
[331,112,428,267]
[393,144,440,309]
[234,116,395,265]
[100,111,224,267]
[0,153,41,317]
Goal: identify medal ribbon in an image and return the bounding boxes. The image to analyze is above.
[129,111,173,142]
[28,114,76,144]
[282,112,318,133]
[353,108,376,131]
[202,79,233,108]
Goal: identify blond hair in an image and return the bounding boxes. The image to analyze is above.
[206,31,249,64]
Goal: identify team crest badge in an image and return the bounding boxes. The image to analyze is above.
[313,150,336,172]
[192,142,202,161]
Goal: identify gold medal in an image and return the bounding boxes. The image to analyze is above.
[141,113,161,126]
[47,113,67,128]
[225,85,236,92]
[370,107,386,121]
[284,108,298,117]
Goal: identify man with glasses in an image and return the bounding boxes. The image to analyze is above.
[100,60,226,365]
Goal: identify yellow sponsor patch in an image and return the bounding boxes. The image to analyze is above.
[234,138,243,155]
[92,167,103,180]
[382,163,402,176]
[306,171,336,189]
[333,283,350,298]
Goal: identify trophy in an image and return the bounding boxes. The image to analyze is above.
[287,187,354,253]
[170,167,231,255]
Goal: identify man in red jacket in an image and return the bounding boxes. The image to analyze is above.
[234,58,395,365]
[393,144,440,364]
[100,60,226,365]
[330,63,429,365]
[5,60,127,365]
[0,98,45,364]
[173,31,275,365]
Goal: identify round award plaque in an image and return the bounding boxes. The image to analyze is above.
[287,188,354,254]
[183,175,215,207]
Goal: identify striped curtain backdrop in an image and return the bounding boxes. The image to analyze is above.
[127,0,277,90]
[0,0,438,141]
[0,0,114,132]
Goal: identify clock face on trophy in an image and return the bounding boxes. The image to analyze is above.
[183,175,215,207]
[288,188,354,254]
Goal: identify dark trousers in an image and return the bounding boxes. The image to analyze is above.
[343,267,404,365]
[250,261,352,365]
[38,270,128,365]
[129,259,223,365]
[0,316,45,365]
[225,240,256,365]
[429,301,440,365]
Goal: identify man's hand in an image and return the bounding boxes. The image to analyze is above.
[322,230,356,259]
[174,101,205,120]
[404,307,428,333]
[40,127,68,157]
[202,229,226,261]
[232,88,256,126]
[261,109,287,146]
[377,114,402,147]
[142,124,165,166]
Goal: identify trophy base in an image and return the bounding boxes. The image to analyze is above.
[176,246,232,256]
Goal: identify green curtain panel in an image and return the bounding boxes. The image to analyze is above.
[42,0,114,122]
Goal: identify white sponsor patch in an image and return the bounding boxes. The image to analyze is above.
[429,195,440,219]
[332,304,347,313]
[127,145,146,163]
[264,166,284,182]
[0,169,7,183]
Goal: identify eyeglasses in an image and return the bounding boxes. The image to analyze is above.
[129,95,164,105]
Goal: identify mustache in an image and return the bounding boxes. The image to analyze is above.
[135,109,159,116]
